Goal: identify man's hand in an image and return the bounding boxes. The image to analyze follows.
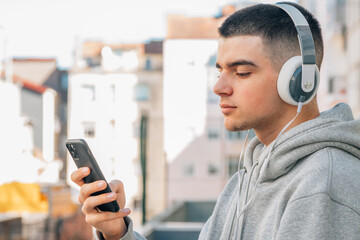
[71,167,131,240]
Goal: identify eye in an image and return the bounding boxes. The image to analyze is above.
[236,72,251,77]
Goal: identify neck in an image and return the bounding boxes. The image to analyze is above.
[255,102,320,146]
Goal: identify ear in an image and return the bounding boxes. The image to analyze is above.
[277,56,319,106]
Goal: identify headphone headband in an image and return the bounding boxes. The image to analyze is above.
[275,3,316,93]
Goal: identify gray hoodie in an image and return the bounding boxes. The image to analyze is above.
[199,103,360,239]
[98,103,360,240]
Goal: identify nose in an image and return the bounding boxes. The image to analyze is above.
[213,73,233,96]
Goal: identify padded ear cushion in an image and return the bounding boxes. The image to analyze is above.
[277,56,320,106]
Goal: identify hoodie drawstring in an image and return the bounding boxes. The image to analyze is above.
[237,161,258,239]
[231,100,305,240]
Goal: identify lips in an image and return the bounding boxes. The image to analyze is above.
[220,103,237,114]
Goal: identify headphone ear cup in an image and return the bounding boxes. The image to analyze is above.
[277,56,302,106]
[277,56,320,106]
[302,65,319,105]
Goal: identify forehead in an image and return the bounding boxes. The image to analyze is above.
[217,36,268,67]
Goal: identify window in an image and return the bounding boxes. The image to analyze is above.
[227,155,240,178]
[83,122,95,138]
[226,130,256,141]
[110,84,116,102]
[208,163,219,176]
[110,119,116,138]
[183,163,195,177]
[145,58,152,71]
[133,199,142,210]
[80,84,95,101]
[60,72,68,91]
[134,83,150,101]
[227,131,242,141]
[208,128,219,139]
[328,77,334,94]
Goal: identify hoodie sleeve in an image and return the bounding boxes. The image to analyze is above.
[93,217,147,240]
[275,192,360,240]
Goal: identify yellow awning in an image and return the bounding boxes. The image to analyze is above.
[0,182,48,213]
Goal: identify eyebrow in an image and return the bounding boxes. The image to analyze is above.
[216,60,257,69]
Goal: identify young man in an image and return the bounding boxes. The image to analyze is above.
[71,2,360,240]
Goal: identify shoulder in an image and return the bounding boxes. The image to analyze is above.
[297,147,360,180]
[305,147,360,188]
[326,148,360,214]
[292,147,360,214]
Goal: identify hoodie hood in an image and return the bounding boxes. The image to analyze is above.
[243,103,360,182]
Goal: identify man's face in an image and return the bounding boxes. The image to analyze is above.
[214,36,285,132]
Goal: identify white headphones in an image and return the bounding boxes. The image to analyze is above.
[275,3,320,106]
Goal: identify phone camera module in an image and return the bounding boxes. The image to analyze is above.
[72,150,79,159]
[67,144,79,160]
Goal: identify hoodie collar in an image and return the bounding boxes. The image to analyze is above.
[243,103,360,182]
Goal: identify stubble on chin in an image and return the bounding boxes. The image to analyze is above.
[224,115,271,132]
[225,121,250,131]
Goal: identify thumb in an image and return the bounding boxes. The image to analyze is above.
[108,180,125,194]
[108,180,126,209]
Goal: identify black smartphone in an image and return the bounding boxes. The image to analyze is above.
[66,138,120,212]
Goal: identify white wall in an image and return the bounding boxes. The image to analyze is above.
[346,4,360,118]
[0,81,48,184]
[67,72,139,205]
[164,39,232,203]
[163,39,218,162]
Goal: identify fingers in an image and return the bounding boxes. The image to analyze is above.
[108,180,126,209]
[78,180,107,205]
[109,180,124,194]
[85,208,131,226]
[77,178,131,232]
[82,191,117,214]
[71,167,90,186]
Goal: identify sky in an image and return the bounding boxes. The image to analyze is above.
[0,0,225,68]
[0,0,285,68]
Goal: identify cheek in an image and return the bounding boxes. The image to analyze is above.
[239,86,267,104]
[239,81,277,111]
[248,93,270,112]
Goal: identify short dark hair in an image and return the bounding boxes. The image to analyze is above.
[218,2,324,70]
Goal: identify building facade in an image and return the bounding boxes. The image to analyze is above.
[299,0,360,117]
[67,40,166,226]
[164,10,257,205]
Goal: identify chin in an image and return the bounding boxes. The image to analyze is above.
[224,120,249,132]
[225,122,246,132]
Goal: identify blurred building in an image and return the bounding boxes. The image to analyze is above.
[67,40,166,226]
[299,0,360,118]
[343,0,360,118]
[0,79,38,184]
[12,58,69,182]
[0,58,76,239]
[0,58,64,184]
[164,7,258,205]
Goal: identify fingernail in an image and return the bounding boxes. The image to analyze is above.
[121,208,130,213]
[97,181,105,188]
[81,168,88,174]
[107,192,116,199]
